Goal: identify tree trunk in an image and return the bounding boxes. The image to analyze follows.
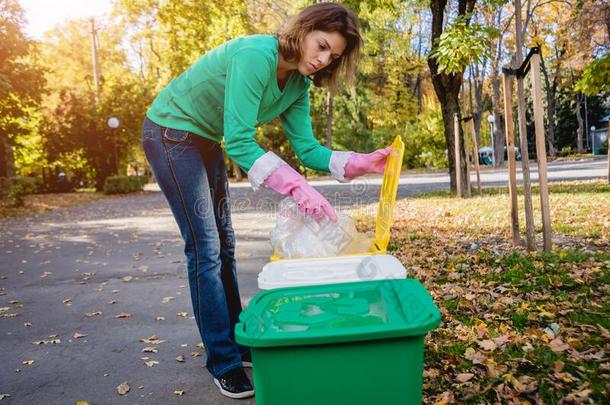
[575,93,584,153]
[490,65,506,165]
[0,135,7,178]
[325,90,333,148]
[489,7,507,166]
[232,160,243,182]
[428,0,476,194]
[0,135,16,178]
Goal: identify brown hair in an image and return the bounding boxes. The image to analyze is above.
[276,2,363,95]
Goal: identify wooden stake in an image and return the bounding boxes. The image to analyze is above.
[464,122,472,197]
[530,53,552,252]
[502,73,520,246]
[470,120,482,195]
[461,83,472,197]
[454,113,462,197]
[515,0,536,251]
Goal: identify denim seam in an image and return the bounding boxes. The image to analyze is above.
[161,132,211,370]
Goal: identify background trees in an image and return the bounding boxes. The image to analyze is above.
[2,0,608,191]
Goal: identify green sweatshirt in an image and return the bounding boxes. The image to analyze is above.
[146,34,332,173]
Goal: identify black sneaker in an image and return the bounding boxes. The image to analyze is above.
[241,352,252,368]
[213,367,254,399]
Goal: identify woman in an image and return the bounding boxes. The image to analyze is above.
[142,2,391,399]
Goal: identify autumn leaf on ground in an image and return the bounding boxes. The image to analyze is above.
[549,338,571,352]
[477,339,497,351]
[62,298,72,306]
[139,335,165,344]
[174,390,185,396]
[155,316,165,321]
[22,360,34,365]
[176,312,188,317]
[144,360,159,367]
[121,276,133,282]
[73,332,88,339]
[84,311,102,317]
[0,394,11,400]
[31,338,60,345]
[114,312,131,319]
[116,382,130,395]
[142,347,158,353]
[464,347,486,364]
[176,355,185,363]
[455,373,474,383]
[161,296,175,304]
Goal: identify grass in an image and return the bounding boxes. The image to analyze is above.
[360,179,609,403]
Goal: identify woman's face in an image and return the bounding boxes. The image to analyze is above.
[298,30,347,76]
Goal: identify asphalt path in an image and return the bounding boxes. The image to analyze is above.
[0,157,606,404]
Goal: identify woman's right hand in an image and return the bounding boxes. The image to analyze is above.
[264,164,337,223]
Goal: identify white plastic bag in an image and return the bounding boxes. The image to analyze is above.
[270,198,373,259]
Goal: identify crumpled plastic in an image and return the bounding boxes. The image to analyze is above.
[270,197,373,259]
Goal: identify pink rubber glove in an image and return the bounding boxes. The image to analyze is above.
[264,164,338,223]
[344,146,393,180]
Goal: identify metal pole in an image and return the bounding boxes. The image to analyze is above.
[113,128,119,175]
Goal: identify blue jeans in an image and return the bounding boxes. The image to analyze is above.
[141,117,248,378]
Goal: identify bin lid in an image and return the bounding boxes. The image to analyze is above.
[235,278,440,348]
[371,135,405,254]
[258,254,406,290]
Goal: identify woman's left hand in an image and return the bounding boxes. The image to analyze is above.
[344,146,393,180]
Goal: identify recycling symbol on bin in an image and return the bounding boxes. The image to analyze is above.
[274,295,369,326]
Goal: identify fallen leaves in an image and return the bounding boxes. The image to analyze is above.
[161,296,175,304]
[114,312,131,319]
[84,311,102,317]
[116,382,130,395]
[142,347,158,353]
[477,339,497,352]
[375,180,610,404]
[175,355,185,363]
[73,332,88,339]
[139,335,165,345]
[549,338,571,353]
[32,336,61,345]
[174,390,185,396]
[455,373,474,383]
[464,347,486,365]
[143,360,159,367]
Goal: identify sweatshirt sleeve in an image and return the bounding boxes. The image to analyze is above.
[280,87,332,173]
[223,48,270,172]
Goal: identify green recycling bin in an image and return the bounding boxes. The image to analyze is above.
[235,278,441,405]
